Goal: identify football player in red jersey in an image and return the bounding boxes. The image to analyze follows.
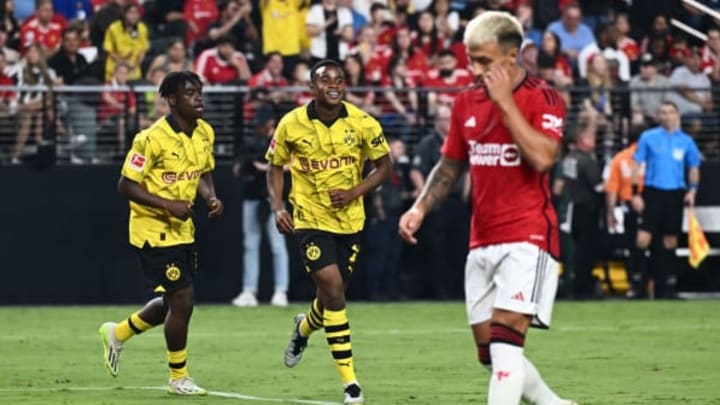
[399,11,577,405]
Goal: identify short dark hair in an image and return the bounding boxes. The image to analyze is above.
[310,59,344,82]
[159,71,202,99]
[660,100,679,112]
[215,34,237,47]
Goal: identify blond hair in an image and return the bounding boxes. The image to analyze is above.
[464,11,524,51]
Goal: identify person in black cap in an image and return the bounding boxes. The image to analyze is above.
[630,53,670,126]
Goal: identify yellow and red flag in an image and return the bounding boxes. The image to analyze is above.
[688,208,710,269]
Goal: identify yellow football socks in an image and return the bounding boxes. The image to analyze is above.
[168,348,189,380]
[114,312,153,343]
[324,308,356,384]
[300,298,323,337]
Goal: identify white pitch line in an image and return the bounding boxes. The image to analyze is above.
[0,385,341,405]
[1,324,720,341]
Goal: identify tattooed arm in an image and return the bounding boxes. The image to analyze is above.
[398,156,464,244]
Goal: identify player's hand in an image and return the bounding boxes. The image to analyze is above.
[166,200,194,220]
[631,194,644,214]
[684,191,696,207]
[398,207,426,245]
[483,65,514,105]
[274,209,295,234]
[328,189,356,208]
[207,197,224,218]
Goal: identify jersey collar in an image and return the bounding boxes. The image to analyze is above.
[307,100,349,127]
[166,114,196,137]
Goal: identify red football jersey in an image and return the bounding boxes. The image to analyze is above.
[441,75,565,257]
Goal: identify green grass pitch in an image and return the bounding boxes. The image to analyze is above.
[0,301,719,404]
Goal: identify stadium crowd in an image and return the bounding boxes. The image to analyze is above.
[0,0,716,301]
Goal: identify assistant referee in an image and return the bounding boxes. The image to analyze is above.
[632,101,701,299]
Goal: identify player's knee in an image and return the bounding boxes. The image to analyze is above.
[166,286,195,318]
[489,322,526,349]
[477,342,492,371]
[321,288,346,311]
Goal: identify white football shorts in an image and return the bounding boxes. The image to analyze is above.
[465,242,559,328]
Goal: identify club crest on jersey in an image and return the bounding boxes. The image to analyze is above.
[128,153,146,172]
[343,129,356,146]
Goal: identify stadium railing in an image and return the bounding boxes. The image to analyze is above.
[0,84,718,165]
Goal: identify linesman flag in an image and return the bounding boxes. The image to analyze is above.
[688,208,710,269]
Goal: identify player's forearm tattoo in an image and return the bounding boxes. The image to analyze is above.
[417,158,462,212]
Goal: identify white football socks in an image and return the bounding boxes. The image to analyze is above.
[488,342,525,404]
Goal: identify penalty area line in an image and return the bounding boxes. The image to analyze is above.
[0,385,342,405]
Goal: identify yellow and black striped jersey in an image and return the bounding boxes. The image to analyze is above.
[121,115,215,248]
[265,101,390,234]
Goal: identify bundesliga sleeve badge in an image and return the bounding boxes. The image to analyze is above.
[128,153,147,172]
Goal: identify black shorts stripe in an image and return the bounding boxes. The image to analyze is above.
[325,323,350,333]
[533,251,548,304]
[331,349,353,360]
[531,249,542,302]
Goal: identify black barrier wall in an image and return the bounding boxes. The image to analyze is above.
[0,163,719,304]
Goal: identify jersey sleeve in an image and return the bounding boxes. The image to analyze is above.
[529,87,566,141]
[362,116,390,160]
[441,96,468,161]
[204,122,216,172]
[604,156,621,193]
[121,131,157,183]
[265,118,291,165]
[685,137,702,169]
[633,134,648,163]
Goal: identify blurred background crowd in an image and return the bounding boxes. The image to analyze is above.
[1,0,718,302]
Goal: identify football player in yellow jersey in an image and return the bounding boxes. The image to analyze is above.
[98,71,223,396]
[267,59,392,405]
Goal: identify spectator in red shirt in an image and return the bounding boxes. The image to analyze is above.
[290,59,312,106]
[413,10,444,67]
[194,35,251,85]
[615,13,639,64]
[423,50,473,114]
[246,51,289,119]
[343,53,378,115]
[19,0,67,56]
[701,27,720,81]
[184,0,219,49]
[539,30,572,79]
